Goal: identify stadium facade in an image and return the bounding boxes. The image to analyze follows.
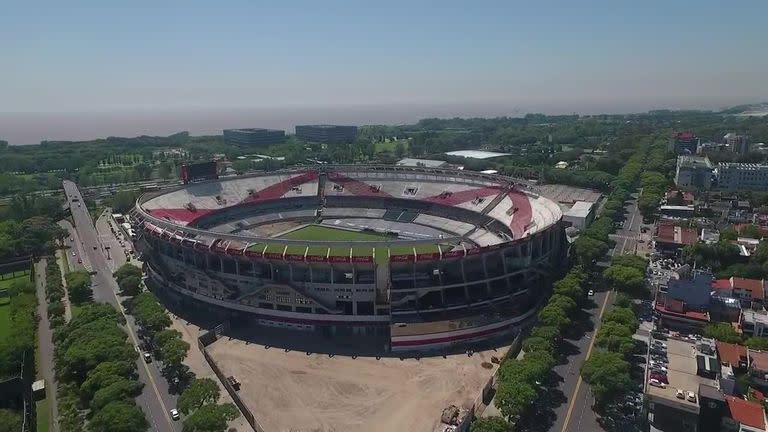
[134,165,565,352]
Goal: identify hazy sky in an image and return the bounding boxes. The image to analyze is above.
[1,0,767,143]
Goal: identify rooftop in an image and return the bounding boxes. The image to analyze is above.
[646,337,717,409]
[395,158,448,168]
[731,277,765,301]
[716,341,747,367]
[677,155,713,169]
[656,224,699,246]
[743,309,768,326]
[444,150,511,160]
[726,395,766,430]
[564,201,594,218]
[224,128,284,133]
[749,349,768,372]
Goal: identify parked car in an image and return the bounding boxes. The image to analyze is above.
[650,373,668,384]
[686,391,696,402]
[170,408,180,421]
[676,389,685,399]
[652,341,667,349]
[143,352,152,363]
[588,290,594,297]
[649,379,666,388]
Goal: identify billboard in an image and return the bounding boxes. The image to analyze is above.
[182,161,218,184]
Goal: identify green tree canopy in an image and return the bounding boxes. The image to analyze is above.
[89,401,149,432]
[602,307,638,332]
[65,270,93,305]
[178,378,221,415]
[703,323,742,344]
[580,351,632,406]
[181,402,239,432]
[495,379,536,422]
[470,416,509,432]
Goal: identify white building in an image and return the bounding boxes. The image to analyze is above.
[716,163,768,191]
[562,201,595,230]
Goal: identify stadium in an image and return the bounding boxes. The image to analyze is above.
[134,165,565,352]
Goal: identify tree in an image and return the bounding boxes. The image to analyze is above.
[394,141,406,159]
[89,401,148,432]
[0,409,23,432]
[580,351,632,406]
[114,263,142,283]
[118,275,142,296]
[703,323,742,344]
[495,379,536,421]
[603,265,645,295]
[91,378,144,411]
[129,292,171,335]
[530,326,561,343]
[178,378,221,414]
[745,337,768,351]
[595,322,636,356]
[65,270,93,305]
[470,416,509,432]
[80,361,136,402]
[614,293,633,309]
[572,236,609,268]
[548,294,578,318]
[181,403,239,432]
[522,336,554,355]
[537,304,571,331]
[157,336,190,375]
[602,307,638,332]
[611,254,648,272]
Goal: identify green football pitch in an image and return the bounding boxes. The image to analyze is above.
[245,224,443,263]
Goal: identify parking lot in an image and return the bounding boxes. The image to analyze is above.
[207,336,506,432]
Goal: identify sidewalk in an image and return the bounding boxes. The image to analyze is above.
[35,258,59,432]
[169,317,252,431]
[54,249,73,322]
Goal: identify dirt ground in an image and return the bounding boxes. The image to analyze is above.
[207,337,506,432]
[170,318,252,431]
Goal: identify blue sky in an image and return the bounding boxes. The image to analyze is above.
[1,0,767,114]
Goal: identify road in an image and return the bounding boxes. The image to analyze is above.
[62,180,181,432]
[34,258,59,432]
[546,290,612,432]
[551,192,645,432]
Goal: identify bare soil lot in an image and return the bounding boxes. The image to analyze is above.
[207,337,506,432]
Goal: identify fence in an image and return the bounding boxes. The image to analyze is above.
[197,322,263,432]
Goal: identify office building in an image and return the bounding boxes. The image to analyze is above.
[724,133,749,155]
[715,163,768,191]
[669,131,700,154]
[223,128,286,146]
[295,125,358,144]
[675,156,713,191]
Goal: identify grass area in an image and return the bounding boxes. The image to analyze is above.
[0,271,30,291]
[244,225,445,263]
[71,304,82,319]
[0,296,9,339]
[374,138,409,154]
[36,399,49,432]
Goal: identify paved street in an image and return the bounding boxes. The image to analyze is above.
[548,192,645,432]
[62,180,181,432]
[34,258,59,432]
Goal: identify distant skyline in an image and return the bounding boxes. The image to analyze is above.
[1,0,767,144]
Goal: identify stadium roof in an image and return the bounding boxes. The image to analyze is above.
[564,201,593,218]
[445,150,511,159]
[396,158,448,168]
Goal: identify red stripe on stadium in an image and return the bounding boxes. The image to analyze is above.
[507,189,532,238]
[327,172,392,197]
[149,208,215,225]
[240,171,319,204]
[423,186,502,206]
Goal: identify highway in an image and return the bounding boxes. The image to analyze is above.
[62,180,181,432]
